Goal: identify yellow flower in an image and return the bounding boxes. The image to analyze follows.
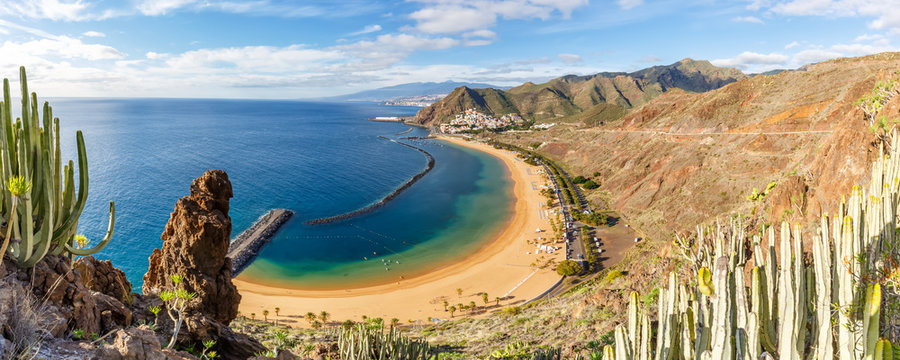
[7,176,31,196]
[74,234,90,249]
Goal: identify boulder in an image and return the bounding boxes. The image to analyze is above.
[74,256,133,304]
[97,325,194,360]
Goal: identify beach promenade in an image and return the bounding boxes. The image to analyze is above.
[233,136,563,327]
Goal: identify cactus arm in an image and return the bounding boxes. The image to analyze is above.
[52,131,88,241]
[64,201,114,256]
[863,283,881,360]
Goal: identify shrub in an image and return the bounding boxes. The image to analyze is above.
[604,270,624,283]
[582,180,599,189]
[572,175,588,184]
[556,260,583,276]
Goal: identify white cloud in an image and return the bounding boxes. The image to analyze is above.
[145,51,168,59]
[854,33,884,42]
[348,24,382,36]
[408,0,588,34]
[711,51,789,69]
[1,0,92,21]
[785,41,800,49]
[558,53,583,64]
[137,0,197,16]
[762,0,900,32]
[792,49,843,65]
[618,0,643,10]
[82,30,105,37]
[0,36,124,61]
[733,16,764,23]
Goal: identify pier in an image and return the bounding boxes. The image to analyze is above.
[305,136,435,225]
[228,208,294,276]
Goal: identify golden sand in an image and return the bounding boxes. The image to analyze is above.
[233,135,564,327]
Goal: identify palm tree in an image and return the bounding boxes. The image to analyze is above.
[312,320,322,329]
[250,313,256,320]
[456,288,463,298]
[495,297,501,306]
[391,318,399,328]
[305,312,317,326]
[481,293,489,305]
[274,307,280,317]
[262,310,269,322]
[448,306,456,317]
[443,300,449,311]
[319,311,330,327]
[469,301,476,313]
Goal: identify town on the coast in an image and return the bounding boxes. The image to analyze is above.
[438,108,525,133]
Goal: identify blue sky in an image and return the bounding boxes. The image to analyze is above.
[0,0,897,98]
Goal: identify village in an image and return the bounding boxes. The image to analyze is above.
[438,108,524,133]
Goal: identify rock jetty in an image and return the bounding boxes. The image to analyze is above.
[306,137,435,225]
[228,208,294,275]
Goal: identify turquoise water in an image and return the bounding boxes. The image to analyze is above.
[46,98,513,290]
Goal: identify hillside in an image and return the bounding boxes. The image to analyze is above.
[414,58,746,124]
[415,52,900,358]
[496,52,900,244]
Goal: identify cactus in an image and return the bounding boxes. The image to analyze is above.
[0,66,115,268]
[605,129,900,360]
[338,323,431,360]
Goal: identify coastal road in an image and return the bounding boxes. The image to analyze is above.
[539,160,586,266]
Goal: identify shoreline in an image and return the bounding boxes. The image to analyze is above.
[305,137,435,225]
[228,209,294,275]
[234,135,563,326]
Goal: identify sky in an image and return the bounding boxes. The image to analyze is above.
[0,0,898,99]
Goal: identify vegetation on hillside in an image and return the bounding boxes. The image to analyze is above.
[0,66,115,269]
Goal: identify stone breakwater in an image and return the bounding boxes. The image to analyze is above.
[228,208,294,276]
[305,136,435,225]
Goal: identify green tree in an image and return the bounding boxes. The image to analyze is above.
[582,179,599,189]
[448,306,457,317]
[262,310,269,322]
[305,312,317,326]
[572,175,587,184]
[556,260,583,276]
[481,292,489,305]
[319,310,330,326]
[456,288,463,297]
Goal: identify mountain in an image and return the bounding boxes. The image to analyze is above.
[418,52,900,357]
[414,58,747,124]
[317,81,503,102]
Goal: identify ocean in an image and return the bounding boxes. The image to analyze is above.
[46,98,513,290]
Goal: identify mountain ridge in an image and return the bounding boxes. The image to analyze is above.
[414,58,747,124]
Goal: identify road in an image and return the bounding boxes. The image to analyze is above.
[539,160,586,266]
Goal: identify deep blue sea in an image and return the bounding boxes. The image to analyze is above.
[46,98,513,290]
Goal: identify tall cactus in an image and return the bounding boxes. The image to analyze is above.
[610,132,900,360]
[0,66,115,268]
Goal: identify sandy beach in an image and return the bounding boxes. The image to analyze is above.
[233,135,564,327]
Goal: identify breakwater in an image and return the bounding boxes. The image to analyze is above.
[396,127,413,135]
[305,136,435,225]
[228,209,294,276]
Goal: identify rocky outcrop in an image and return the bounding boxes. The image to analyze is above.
[96,325,194,360]
[142,170,264,359]
[0,254,132,336]
[143,170,240,324]
[74,256,133,304]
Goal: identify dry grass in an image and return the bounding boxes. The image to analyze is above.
[1,285,51,360]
